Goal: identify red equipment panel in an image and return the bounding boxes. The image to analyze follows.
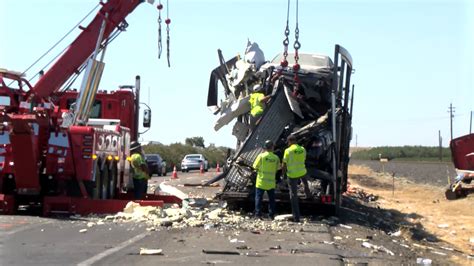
[450,133,474,171]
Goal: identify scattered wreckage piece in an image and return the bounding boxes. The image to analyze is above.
[207,43,355,214]
[139,248,163,255]
[202,250,241,255]
[446,133,474,200]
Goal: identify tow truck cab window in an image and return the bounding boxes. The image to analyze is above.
[66,99,102,118]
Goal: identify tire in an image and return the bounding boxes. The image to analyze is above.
[445,186,459,200]
[108,162,117,199]
[91,160,101,199]
[100,163,109,199]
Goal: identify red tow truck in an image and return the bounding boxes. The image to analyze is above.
[0,0,180,215]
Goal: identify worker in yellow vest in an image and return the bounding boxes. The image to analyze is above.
[282,135,312,222]
[253,140,280,220]
[249,84,271,129]
[130,141,150,199]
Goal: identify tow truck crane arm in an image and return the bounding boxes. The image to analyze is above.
[31,0,144,100]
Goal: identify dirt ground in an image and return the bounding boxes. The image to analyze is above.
[348,164,474,265]
[351,159,457,187]
[153,169,473,265]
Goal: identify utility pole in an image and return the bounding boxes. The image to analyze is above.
[448,103,455,140]
[470,111,472,134]
[438,130,442,161]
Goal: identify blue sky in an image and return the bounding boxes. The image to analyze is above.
[1,0,472,148]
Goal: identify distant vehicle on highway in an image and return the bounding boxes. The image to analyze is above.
[181,154,209,172]
[145,154,167,176]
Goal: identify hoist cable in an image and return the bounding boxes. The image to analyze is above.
[166,0,171,67]
[157,0,163,59]
[12,3,100,86]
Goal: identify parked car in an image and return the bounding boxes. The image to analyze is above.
[145,154,167,176]
[181,154,209,172]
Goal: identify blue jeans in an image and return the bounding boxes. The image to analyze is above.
[288,176,312,222]
[133,178,148,200]
[255,188,276,218]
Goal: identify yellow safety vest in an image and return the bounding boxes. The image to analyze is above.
[253,151,280,190]
[131,153,150,180]
[283,144,307,178]
[249,92,265,117]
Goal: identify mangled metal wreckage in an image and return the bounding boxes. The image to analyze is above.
[207,42,355,213]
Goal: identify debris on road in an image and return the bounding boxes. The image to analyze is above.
[361,241,394,256]
[103,196,308,233]
[229,238,245,243]
[346,186,379,203]
[274,214,293,221]
[79,229,88,233]
[339,224,353,229]
[389,230,401,237]
[202,250,240,255]
[416,257,432,265]
[139,248,163,255]
[430,251,447,256]
[322,241,335,245]
[245,251,266,257]
[159,183,189,200]
[182,198,208,208]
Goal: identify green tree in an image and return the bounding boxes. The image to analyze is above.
[142,138,232,170]
[185,136,206,148]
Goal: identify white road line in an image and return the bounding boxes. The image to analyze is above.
[77,231,149,266]
[0,220,53,237]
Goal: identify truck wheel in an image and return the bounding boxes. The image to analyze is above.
[100,163,109,199]
[108,162,117,199]
[91,161,101,199]
[445,185,459,200]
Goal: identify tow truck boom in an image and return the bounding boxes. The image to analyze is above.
[31,0,143,100]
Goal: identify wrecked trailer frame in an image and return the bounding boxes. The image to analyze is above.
[207,44,354,214]
[445,133,474,200]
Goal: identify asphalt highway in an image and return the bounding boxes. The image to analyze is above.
[0,171,345,266]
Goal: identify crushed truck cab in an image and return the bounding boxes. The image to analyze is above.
[207,44,355,214]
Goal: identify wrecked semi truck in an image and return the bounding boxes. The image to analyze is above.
[207,43,354,213]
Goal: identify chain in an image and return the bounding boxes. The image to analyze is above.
[157,1,163,59]
[293,0,301,90]
[280,0,291,70]
[165,0,171,67]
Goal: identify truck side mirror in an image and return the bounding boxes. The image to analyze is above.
[143,109,151,128]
